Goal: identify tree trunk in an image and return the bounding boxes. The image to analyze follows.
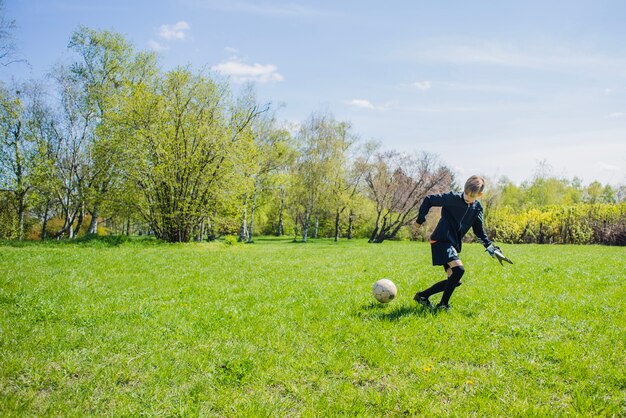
[88,208,99,235]
[196,219,204,242]
[247,182,260,243]
[302,210,310,242]
[347,209,354,240]
[75,203,85,238]
[239,205,248,242]
[276,188,285,236]
[41,200,50,240]
[368,216,388,243]
[334,208,340,242]
[206,215,215,241]
[368,214,383,243]
[16,193,26,241]
[238,193,248,242]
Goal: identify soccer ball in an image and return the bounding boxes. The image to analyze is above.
[372,279,397,303]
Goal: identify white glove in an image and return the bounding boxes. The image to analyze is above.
[486,244,513,265]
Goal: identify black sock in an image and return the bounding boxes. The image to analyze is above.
[439,266,465,305]
[419,279,448,298]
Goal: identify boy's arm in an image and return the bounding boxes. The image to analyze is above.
[416,193,446,225]
[471,210,492,247]
[473,210,513,264]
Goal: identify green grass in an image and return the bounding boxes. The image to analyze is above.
[1,238,625,416]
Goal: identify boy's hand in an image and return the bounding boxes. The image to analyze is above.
[486,244,513,265]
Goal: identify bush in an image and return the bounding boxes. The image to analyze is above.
[224,235,238,245]
[486,203,626,245]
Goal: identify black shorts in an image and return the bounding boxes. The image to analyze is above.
[430,241,460,266]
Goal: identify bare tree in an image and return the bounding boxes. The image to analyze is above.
[0,0,19,67]
[364,150,453,243]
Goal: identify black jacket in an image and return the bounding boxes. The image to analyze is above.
[416,191,492,252]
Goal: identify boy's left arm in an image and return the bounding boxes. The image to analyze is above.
[471,210,492,248]
[473,210,513,265]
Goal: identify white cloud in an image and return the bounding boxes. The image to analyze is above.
[159,21,191,41]
[349,99,376,109]
[396,39,626,76]
[413,80,431,91]
[607,112,625,119]
[148,40,167,51]
[211,58,284,83]
[597,162,620,172]
[348,99,391,111]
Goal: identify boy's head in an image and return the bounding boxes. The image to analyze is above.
[463,175,485,203]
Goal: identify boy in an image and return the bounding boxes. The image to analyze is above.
[413,175,498,310]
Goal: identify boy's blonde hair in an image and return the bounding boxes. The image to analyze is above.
[464,175,486,195]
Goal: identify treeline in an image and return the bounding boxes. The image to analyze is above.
[483,176,626,245]
[0,27,453,243]
[1,27,624,245]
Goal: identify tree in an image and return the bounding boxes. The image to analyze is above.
[364,150,453,243]
[0,0,19,67]
[289,112,353,242]
[0,84,30,239]
[45,64,95,239]
[584,181,603,203]
[601,184,617,203]
[125,68,266,242]
[327,131,364,241]
[237,107,294,242]
[20,80,62,240]
[67,26,155,235]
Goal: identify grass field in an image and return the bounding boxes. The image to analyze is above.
[1,237,625,416]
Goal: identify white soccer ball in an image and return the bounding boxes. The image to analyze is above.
[372,279,397,303]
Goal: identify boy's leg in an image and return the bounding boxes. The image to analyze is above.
[415,242,462,303]
[439,260,465,307]
[416,266,450,298]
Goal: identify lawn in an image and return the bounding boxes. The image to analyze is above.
[1,238,624,416]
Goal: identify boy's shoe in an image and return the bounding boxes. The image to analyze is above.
[436,303,450,311]
[413,292,433,308]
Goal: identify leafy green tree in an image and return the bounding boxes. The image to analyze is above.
[0,80,58,240]
[67,26,156,235]
[288,112,353,242]
[326,129,364,241]
[601,185,617,203]
[20,80,62,240]
[45,64,94,238]
[125,68,265,242]
[584,181,603,203]
[564,177,584,204]
[0,84,29,239]
[491,176,522,208]
[238,108,294,242]
[523,177,568,207]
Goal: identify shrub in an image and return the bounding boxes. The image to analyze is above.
[486,203,626,245]
[224,235,238,245]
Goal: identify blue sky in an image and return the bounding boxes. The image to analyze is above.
[3,0,626,186]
